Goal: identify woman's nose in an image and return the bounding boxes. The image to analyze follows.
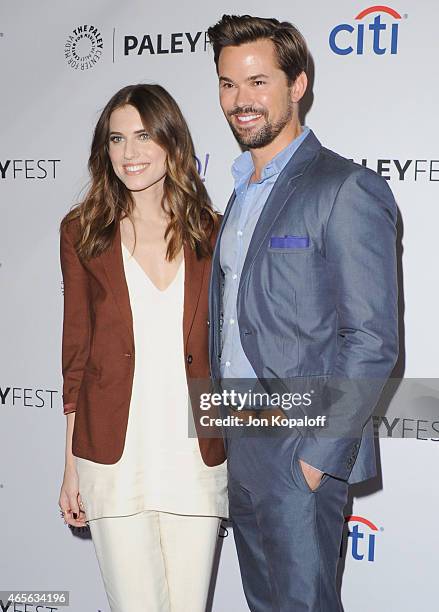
[123,139,138,160]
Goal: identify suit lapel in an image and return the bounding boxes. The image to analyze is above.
[239,170,304,288]
[210,191,236,301]
[209,192,236,372]
[239,130,322,289]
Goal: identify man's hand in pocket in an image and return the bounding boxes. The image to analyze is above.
[299,459,324,491]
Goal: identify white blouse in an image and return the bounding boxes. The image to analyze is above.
[75,241,228,521]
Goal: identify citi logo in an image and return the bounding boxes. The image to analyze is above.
[329,5,405,55]
[341,515,382,562]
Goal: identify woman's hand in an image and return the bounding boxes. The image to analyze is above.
[59,464,88,528]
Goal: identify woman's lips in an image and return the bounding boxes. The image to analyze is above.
[123,163,149,175]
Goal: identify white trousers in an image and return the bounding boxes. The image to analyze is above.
[88,510,222,612]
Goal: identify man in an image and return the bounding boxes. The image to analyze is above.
[206,14,398,612]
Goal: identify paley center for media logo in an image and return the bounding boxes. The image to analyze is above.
[341,515,383,562]
[64,24,103,70]
[330,5,406,55]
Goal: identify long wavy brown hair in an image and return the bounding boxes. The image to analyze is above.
[61,84,218,261]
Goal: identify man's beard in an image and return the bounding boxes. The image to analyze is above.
[227,99,294,149]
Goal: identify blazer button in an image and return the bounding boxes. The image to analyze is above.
[207,319,210,327]
[187,354,193,364]
[124,353,132,357]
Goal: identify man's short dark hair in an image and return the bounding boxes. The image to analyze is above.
[207,14,308,85]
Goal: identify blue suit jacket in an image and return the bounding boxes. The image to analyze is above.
[208,130,398,484]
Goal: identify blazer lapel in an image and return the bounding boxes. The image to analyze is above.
[183,243,206,352]
[101,221,134,346]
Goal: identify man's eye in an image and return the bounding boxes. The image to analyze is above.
[221,82,233,89]
[254,81,265,86]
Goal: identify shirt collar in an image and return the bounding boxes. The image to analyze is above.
[231,125,311,188]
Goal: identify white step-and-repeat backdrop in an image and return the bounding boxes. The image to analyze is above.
[1,1,438,610]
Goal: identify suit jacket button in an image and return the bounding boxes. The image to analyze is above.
[124,353,132,357]
[187,354,193,364]
[207,319,210,327]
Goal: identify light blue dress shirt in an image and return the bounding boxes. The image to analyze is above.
[219,126,311,379]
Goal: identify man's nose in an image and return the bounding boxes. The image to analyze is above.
[233,86,254,111]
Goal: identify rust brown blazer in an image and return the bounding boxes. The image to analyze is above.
[60,217,226,467]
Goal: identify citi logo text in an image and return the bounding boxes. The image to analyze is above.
[341,515,382,562]
[330,5,404,55]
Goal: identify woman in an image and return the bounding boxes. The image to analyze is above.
[58,84,227,612]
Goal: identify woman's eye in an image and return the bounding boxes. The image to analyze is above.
[139,132,149,141]
[109,135,122,143]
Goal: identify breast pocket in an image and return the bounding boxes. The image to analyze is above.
[268,234,312,253]
[267,245,314,254]
[266,241,322,280]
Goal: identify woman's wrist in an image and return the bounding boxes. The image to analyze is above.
[64,453,76,473]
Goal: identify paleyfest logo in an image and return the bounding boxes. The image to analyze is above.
[0,159,60,180]
[65,24,103,70]
[330,5,406,55]
[123,30,208,56]
[342,515,383,562]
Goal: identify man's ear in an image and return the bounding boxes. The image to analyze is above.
[290,71,308,104]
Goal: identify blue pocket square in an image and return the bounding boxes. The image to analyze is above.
[269,235,310,248]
